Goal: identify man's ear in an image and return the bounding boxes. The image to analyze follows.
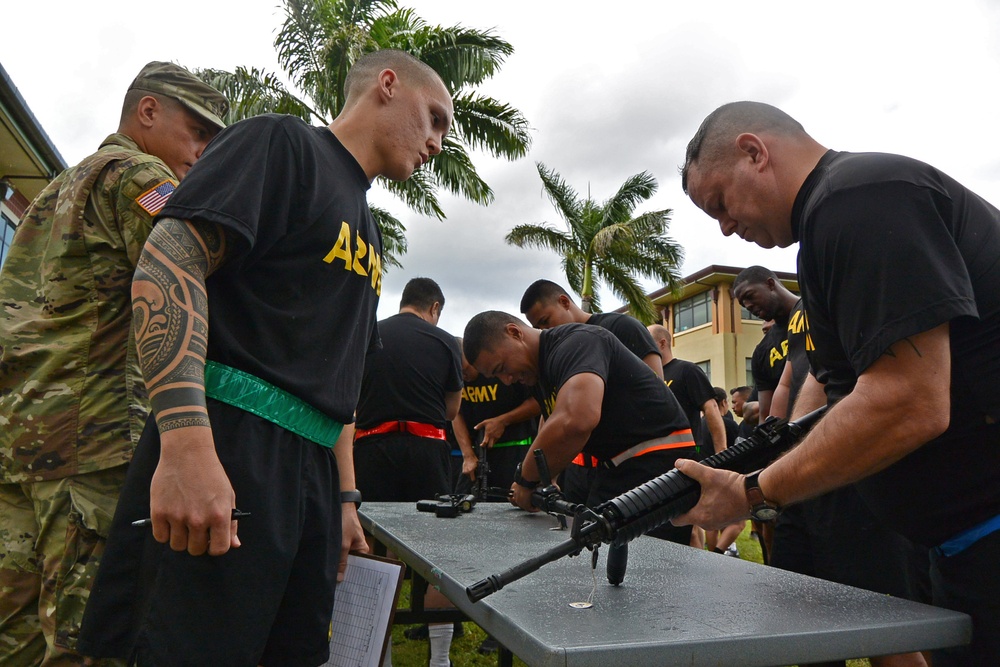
[506,322,522,340]
[736,132,769,170]
[377,68,399,102]
[135,95,159,129]
[557,294,572,310]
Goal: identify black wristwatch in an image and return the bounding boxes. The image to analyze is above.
[340,489,363,508]
[513,463,539,490]
[744,471,779,522]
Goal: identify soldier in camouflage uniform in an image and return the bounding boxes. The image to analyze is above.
[0,62,227,666]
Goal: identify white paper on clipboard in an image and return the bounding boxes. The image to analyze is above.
[323,552,404,667]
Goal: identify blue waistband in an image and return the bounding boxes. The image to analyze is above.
[935,513,1000,558]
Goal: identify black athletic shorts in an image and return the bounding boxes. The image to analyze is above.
[770,485,928,600]
[930,528,1000,666]
[354,432,452,502]
[79,400,342,667]
[559,463,598,505]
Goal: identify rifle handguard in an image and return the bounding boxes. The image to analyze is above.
[466,406,827,602]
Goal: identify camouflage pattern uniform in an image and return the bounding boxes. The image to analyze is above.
[0,134,178,666]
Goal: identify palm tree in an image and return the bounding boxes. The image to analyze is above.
[196,0,531,268]
[505,163,683,323]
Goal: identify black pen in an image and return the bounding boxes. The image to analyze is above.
[131,509,251,528]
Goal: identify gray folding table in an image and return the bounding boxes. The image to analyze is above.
[359,502,969,667]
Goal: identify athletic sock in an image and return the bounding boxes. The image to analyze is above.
[381,651,393,667]
[428,622,453,667]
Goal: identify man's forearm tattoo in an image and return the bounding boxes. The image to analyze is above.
[132,218,227,433]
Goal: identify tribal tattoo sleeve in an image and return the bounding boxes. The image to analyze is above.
[132,217,228,433]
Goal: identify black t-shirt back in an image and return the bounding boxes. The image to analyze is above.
[356,313,462,429]
[586,312,659,361]
[793,149,1000,544]
[538,324,688,460]
[158,114,382,423]
[662,358,715,449]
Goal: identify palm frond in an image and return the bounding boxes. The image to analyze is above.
[378,169,445,219]
[451,92,531,159]
[601,171,657,227]
[505,224,575,255]
[535,163,582,227]
[369,204,406,269]
[415,25,514,88]
[428,138,493,205]
[196,67,320,123]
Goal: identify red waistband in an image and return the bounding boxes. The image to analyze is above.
[571,453,601,467]
[571,429,697,468]
[354,420,447,441]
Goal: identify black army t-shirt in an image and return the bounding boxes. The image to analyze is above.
[794,149,1000,544]
[460,376,537,445]
[587,312,659,362]
[751,321,788,394]
[538,324,688,460]
[661,358,715,450]
[356,313,463,429]
[783,300,810,409]
[159,114,383,424]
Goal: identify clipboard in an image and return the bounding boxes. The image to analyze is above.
[324,551,405,667]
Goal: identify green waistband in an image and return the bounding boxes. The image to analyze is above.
[492,437,533,449]
[203,360,343,448]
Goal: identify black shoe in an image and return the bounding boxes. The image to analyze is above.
[404,624,429,640]
[453,621,464,638]
[478,638,499,655]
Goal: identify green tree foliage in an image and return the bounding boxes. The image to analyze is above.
[506,163,683,323]
[197,0,531,268]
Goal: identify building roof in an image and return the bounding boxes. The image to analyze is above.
[648,264,798,304]
[0,62,67,201]
[614,264,799,314]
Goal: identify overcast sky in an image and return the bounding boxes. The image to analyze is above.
[4,0,1000,336]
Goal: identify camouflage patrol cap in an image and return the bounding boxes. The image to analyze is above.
[128,61,229,129]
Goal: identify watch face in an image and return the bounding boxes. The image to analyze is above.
[753,506,779,522]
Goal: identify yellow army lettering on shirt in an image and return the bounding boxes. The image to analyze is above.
[321,220,383,295]
[788,308,815,352]
[543,390,556,417]
[462,383,499,403]
[768,339,789,368]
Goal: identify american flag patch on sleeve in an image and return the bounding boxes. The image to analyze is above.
[135,180,177,215]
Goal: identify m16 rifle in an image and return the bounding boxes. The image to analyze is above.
[471,441,515,502]
[466,406,827,602]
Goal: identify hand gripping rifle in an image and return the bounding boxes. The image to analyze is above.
[466,406,827,602]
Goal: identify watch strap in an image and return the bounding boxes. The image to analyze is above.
[340,489,363,508]
[513,463,539,489]
[744,470,779,521]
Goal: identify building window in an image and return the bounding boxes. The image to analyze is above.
[674,291,712,332]
[0,213,15,268]
[746,357,754,387]
[695,360,711,379]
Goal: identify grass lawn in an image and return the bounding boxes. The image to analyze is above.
[384,524,872,667]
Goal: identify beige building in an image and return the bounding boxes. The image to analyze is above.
[1,62,66,266]
[643,265,798,393]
